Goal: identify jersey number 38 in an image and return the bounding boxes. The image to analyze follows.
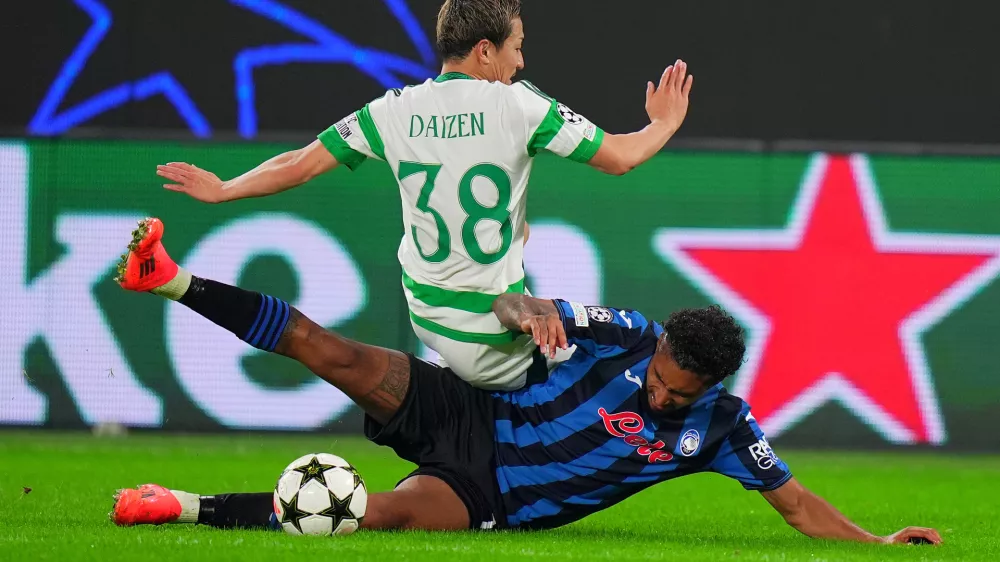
[399,161,513,265]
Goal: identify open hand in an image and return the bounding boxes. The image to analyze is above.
[156,162,226,203]
[645,59,693,133]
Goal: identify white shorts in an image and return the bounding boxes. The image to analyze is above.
[412,320,575,391]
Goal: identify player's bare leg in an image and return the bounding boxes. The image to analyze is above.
[112,218,471,531]
[113,481,470,531]
[115,217,406,424]
[363,476,470,530]
[273,309,408,425]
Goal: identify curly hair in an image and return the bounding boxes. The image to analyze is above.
[662,305,746,386]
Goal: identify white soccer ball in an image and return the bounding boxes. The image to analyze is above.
[273,453,368,536]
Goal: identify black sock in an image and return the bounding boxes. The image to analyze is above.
[179,276,292,352]
[198,493,274,529]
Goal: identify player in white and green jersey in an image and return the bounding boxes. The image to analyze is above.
[154,0,694,390]
[313,74,616,389]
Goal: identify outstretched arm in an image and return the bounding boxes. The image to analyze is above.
[156,139,338,203]
[588,60,693,176]
[761,478,942,545]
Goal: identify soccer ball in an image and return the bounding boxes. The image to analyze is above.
[273,453,368,536]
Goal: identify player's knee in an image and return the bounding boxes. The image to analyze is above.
[388,476,471,531]
[363,492,421,530]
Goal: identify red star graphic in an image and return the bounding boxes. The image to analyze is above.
[655,154,1000,444]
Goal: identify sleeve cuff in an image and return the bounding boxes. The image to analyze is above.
[555,299,590,330]
[318,127,367,171]
[744,472,794,492]
[566,127,605,163]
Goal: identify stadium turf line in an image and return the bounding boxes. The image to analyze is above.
[0,431,996,561]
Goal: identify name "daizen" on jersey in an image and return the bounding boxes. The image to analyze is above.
[409,113,485,139]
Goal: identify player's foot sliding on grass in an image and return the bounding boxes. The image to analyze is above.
[113,218,474,531]
[111,218,943,544]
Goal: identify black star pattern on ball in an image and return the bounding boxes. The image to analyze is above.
[278,492,311,534]
[292,456,337,487]
[317,489,355,530]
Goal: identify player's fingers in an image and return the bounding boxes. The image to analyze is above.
[524,319,539,344]
[171,163,207,179]
[672,61,687,91]
[534,319,549,354]
[168,162,199,172]
[645,81,654,103]
[156,169,189,184]
[157,164,193,179]
[682,74,694,97]
[668,60,683,88]
[899,528,940,545]
[913,528,943,544]
[659,65,674,91]
[553,318,569,350]
[163,184,187,192]
[546,319,560,358]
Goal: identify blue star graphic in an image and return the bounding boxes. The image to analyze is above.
[29,0,437,139]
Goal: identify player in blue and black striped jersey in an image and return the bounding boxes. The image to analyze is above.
[492,298,784,529]
[111,250,941,545]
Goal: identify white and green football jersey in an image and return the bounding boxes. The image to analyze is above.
[318,71,604,389]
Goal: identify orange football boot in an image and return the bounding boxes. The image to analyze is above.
[114,217,179,292]
[111,484,183,526]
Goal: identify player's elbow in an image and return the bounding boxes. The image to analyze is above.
[284,143,336,186]
[781,506,808,531]
[590,140,635,176]
[765,485,810,532]
[604,160,633,177]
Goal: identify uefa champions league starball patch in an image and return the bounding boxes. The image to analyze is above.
[587,307,614,323]
[557,103,584,125]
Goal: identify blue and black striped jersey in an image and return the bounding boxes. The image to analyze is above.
[492,300,792,530]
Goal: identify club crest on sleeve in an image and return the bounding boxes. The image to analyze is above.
[557,103,584,125]
[679,429,701,456]
[587,306,614,323]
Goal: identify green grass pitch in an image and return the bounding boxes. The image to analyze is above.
[1,431,997,561]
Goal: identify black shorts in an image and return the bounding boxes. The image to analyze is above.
[363,353,506,530]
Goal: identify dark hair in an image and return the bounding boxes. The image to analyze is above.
[662,305,746,386]
[436,0,521,61]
